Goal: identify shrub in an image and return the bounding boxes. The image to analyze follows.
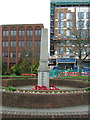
[5,86,16,91]
[85,87,90,91]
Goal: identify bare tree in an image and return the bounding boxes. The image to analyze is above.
[66,29,90,75]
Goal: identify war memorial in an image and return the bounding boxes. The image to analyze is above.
[1,28,89,119]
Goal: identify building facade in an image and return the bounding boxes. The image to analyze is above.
[0,24,44,71]
[50,0,90,70]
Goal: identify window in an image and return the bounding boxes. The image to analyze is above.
[10,30,16,36]
[66,30,72,36]
[26,40,32,47]
[2,52,8,57]
[35,40,40,47]
[58,47,64,54]
[50,27,53,33]
[78,12,84,19]
[35,30,41,36]
[2,41,8,47]
[10,52,16,58]
[81,50,85,55]
[86,12,90,19]
[18,40,24,47]
[58,30,64,35]
[50,21,53,26]
[18,30,24,36]
[87,47,90,53]
[66,13,72,19]
[10,41,16,47]
[86,30,90,38]
[66,21,73,28]
[77,21,84,28]
[50,33,53,38]
[50,9,54,14]
[3,31,8,36]
[86,21,90,28]
[58,13,64,20]
[50,15,54,21]
[58,42,64,46]
[66,41,72,46]
[58,21,64,28]
[27,30,32,36]
[66,47,72,54]
[18,52,21,58]
[78,30,85,38]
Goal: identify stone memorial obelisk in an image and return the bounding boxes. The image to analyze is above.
[38,28,49,88]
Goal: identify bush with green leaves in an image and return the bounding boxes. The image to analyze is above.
[10,64,21,75]
[85,87,90,91]
[5,86,16,91]
[2,62,8,75]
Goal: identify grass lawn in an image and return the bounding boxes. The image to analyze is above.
[0,74,30,78]
[0,74,89,80]
[59,76,89,80]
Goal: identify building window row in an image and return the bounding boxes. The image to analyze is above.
[58,29,90,38]
[57,12,90,20]
[57,47,88,55]
[58,13,72,20]
[57,20,90,29]
[2,51,38,58]
[58,21,90,28]
[77,21,90,29]
[2,29,41,37]
[58,21,73,28]
[58,30,72,36]
[2,40,41,47]
[78,12,90,19]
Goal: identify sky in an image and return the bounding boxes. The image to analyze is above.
[0,0,50,30]
[0,0,50,51]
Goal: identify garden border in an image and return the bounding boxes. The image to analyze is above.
[2,90,89,108]
[2,78,90,108]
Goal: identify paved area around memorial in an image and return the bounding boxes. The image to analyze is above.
[16,85,77,90]
[0,105,89,118]
[1,105,89,112]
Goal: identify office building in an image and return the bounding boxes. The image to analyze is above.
[50,0,90,69]
[0,24,44,71]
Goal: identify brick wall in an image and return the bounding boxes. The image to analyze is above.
[2,91,89,108]
[2,78,89,88]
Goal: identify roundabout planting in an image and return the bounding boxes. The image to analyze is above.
[2,77,90,109]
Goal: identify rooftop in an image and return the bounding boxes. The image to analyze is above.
[50,0,90,5]
[51,0,90,2]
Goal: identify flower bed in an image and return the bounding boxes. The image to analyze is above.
[31,84,60,90]
[22,74,36,77]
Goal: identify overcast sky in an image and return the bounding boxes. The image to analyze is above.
[0,0,50,51]
[0,0,50,29]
